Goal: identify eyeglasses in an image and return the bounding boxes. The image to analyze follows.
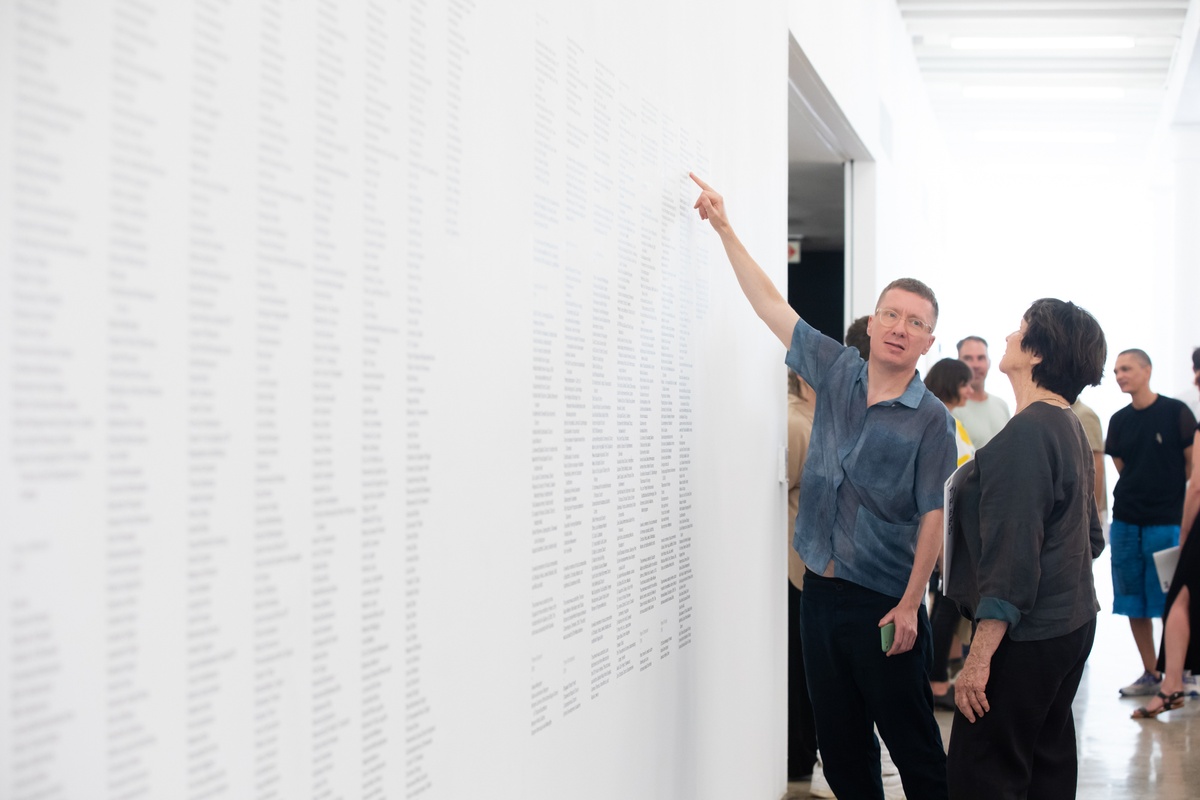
[874,308,934,335]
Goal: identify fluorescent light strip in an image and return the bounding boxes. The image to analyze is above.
[975,130,1118,145]
[962,86,1125,101]
[951,36,1136,50]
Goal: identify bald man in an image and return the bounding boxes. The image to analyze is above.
[1107,348,1195,697]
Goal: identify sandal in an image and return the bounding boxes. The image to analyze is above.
[1131,690,1185,719]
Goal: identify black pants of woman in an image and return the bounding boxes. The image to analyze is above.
[929,571,961,682]
[947,618,1095,800]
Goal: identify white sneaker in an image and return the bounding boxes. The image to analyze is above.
[1118,669,1162,696]
[809,761,836,798]
[878,733,905,799]
[878,733,899,776]
[882,769,907,800]
[1184,670,1199,698]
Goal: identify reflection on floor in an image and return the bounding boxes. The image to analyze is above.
[785,550,1199,800]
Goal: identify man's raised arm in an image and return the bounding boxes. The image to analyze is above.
[690,172,799,347]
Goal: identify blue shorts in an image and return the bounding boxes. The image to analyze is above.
[1110,519,1179,618]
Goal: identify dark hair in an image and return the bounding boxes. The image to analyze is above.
[1193,347,1200,372]
[956,335,988,352]
[924,358,972,405]
[844,315,871,359]
[1118,348,1152,367]
[1020,299,1106,404]
[875,278,939,325]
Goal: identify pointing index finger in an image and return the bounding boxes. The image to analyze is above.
[689,171,712,191]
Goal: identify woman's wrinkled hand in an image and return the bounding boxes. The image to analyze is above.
[954,653,992,722]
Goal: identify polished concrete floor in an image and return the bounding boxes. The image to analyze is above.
[786,550,1200,799]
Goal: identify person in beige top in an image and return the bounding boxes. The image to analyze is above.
[1071,397,1108,523]
[788,369,816,589]
[786,369,817,782]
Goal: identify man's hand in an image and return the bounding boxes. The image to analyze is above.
[686,171,798,346]
[879,604,918,657]
[690,172,731,234]
[954,653,992,722]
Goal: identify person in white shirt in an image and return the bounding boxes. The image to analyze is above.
[952,336,1011,448]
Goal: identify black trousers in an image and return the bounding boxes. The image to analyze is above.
[801,572,948,800]
[929,573,961,682]
[947,618,1096,800]
[788,582,818,780]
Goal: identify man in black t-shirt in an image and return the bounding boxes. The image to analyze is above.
[1106,348,1196,697]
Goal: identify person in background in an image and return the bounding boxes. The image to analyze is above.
[1132,349,1200,718]
[1106,348,1196,698]
[953,336,1011,448]
[923,358,976,711]
[1070,397,1107,524]
[945,298,1106,800]
[925,358,976,468]
[691,172,955,800]
[786,369,818,782]
[1189,347,1200,420]
[845,315,871,359]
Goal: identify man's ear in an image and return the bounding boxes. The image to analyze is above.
[922,335,936,355]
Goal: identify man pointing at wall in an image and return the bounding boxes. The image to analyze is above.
[690,174,954,800]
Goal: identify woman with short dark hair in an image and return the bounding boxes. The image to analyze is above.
[944,298,1107,799]
[924,357,973,408]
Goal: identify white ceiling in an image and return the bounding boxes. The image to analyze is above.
[896,0,1192,159]
[787,1,1197,251]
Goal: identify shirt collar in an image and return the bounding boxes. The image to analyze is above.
[857,363,928,409]
[896,371,929,408]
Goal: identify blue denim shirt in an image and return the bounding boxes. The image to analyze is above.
[785,318,957,599]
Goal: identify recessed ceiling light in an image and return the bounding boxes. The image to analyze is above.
[974,130,1119,144]
[950,36,1136,50]
[962,86,1126,100]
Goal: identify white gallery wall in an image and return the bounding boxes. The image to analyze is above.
[0,2,791,799]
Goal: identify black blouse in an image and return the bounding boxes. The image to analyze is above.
[946,402,1105,641]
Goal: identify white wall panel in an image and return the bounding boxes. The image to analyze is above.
[0,1,789,799]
